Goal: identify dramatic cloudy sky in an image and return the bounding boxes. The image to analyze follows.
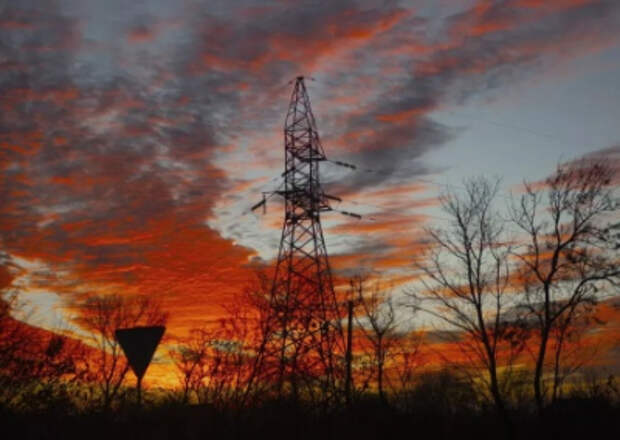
[2,0,620,340]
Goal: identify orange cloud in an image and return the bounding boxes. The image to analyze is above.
[127,27,155,43]
[2,0,620,383]
[194,8,410,76]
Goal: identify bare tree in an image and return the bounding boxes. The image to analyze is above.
[232,267,347,406]
[170,328,211,404]
[171,316,272,408]
[1,288,87,410]
[76,294,167,409]
[199,305,265,408]
[407,177,518,419]
[170,271,283,408]
[510,160,619,412]
[548,301,601,402]
[0,253,21,382]
[390,329,425,396]
[234,270,281,406]
[350,275,398,402]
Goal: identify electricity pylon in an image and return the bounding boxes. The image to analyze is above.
[253,77,352,400]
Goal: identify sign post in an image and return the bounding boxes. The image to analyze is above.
[115,326,165,406]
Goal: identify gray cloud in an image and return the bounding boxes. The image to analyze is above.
[1,0,619,289]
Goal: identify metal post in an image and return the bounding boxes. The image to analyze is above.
[137,375,142,407]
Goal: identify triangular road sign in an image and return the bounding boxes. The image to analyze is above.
[115,326,165,379]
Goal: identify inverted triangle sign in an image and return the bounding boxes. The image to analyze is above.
[115,326,165,379]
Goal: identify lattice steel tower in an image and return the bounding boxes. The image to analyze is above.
[265,76,343,397]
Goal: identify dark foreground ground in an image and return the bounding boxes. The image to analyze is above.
[2,396,619,440]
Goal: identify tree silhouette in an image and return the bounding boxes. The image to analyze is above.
[407,177,519,422]
[170,327,211,404]
[349,275,399,403]
[76,294,167,410]
[510,159,619,412]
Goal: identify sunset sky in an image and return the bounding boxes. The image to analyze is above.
[1,0,620,375]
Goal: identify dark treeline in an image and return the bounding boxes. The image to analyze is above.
[1,374,618,440]
[1,159,619,439]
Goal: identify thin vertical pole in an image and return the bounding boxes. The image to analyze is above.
[137,375,142,407]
